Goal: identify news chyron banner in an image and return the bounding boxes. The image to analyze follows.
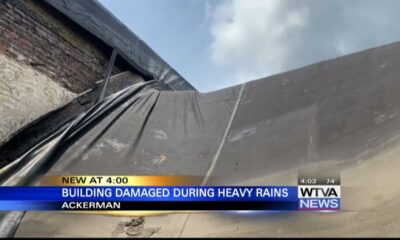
[0,175,340,212]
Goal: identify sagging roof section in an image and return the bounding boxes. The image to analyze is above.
[43,0,196,91]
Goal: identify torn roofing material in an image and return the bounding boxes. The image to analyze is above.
[43,0,196,91]
[2,40,400,186]
[2,34,400,236]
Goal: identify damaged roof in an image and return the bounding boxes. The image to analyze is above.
[43,0,196,91]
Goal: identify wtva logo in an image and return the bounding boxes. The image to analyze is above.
[298,185,341,210]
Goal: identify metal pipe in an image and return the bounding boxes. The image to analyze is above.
[97,48,118,103]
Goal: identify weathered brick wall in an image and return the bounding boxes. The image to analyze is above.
[0,0,122,93]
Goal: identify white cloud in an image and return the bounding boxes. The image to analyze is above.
[208,0,400,86]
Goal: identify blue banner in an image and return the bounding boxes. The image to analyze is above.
[0,186,297,201]
[0,186,340,211]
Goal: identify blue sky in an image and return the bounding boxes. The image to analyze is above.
[99,0,400,92]
[99,0,222,91]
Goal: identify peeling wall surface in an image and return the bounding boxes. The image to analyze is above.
[0,54,76,144]
[0,70,145,166]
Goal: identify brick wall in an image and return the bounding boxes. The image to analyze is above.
[0,0,123,93]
